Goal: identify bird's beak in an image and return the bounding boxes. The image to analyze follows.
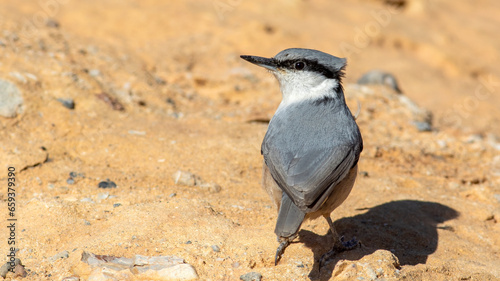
[240,55,277,71]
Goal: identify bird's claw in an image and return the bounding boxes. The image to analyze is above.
[319,236,359,268]
[275,240,290,265]
[339,236,358,250]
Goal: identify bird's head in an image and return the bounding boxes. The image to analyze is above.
[241,48,347,104]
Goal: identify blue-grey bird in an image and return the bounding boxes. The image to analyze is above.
[240,48,363,266]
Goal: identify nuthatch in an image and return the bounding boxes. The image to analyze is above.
[241,48,363,266]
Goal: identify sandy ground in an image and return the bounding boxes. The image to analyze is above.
[1,0,500,280]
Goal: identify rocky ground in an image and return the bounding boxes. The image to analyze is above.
[1,0,500,280]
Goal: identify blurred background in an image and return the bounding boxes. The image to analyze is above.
[1,1,499,280]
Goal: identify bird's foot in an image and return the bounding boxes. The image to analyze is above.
[275,240,289,265]
[319,236,359,268]
[275,235,297,265]
[338,236,358,250]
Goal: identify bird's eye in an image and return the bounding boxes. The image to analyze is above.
[294,61,305,70]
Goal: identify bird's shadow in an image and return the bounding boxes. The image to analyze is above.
[298,200,459,281]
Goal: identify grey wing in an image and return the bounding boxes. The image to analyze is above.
[263,143,359,212]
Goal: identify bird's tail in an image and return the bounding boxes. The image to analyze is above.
[275,194,306,238]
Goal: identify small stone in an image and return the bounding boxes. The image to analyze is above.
[413,121,432,132]
[89,69,101,77]
[88,266,134,280]
[359,171,369,177]
[84,220,91,225]
[62,277,80,281]
[50,250,69,261]
[67,178,75,185]
[61,276,80,281]
[0,79,24,117]
[185,241,192,244]
[95,92,125,111]
[97,182,107,188]
[0,258,21,278]
[70,172,85,178]
[169,193,177,198]
[113,203,122,208]
[97,192,109,200]
[57,98,75,109]
[166,97,176,107]
[240,271,262,281]
[24,73,38,81]
[437,140,447,148]
[83,252,199,280]
[9,72,26,83]
[357,70,402,93]
[139,263,198,280]
[128,130,146,135]
[81,251,133,267]
[172,171,221,193]
[398,95,434,129]
[331,250,400,280]
[12,263,27,278]
[198,183,222,193]
[211,245,220,252]
[80,197,94,203]
[173,170,197,186]
[98,179,117,188]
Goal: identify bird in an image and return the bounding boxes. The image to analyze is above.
[240,48,363,266]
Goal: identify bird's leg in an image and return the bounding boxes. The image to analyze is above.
[275,234,297,265]
[325,215,358,249]
[319,215,358,268]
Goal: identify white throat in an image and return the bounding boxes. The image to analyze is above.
[275,72,340,109]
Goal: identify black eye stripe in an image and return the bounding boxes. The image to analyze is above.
[276,58,344,81]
